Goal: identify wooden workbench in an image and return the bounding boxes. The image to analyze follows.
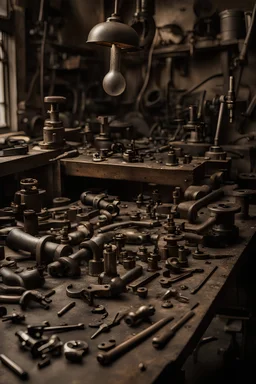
[0,202,255,384]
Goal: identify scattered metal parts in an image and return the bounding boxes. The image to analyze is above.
[40,96,66,149]
[162,287,189,303]
[137,287,148,298]
[123,256,136,270]
[0,284,26,295]
[45,289,56,298]
[92,305,106,315]
[192,245,209,260]
[178,246,189,267]
[137,245,150,262]
[2,312,25,323]
[6,228,72,264]
[49,149,79,162]
[19,290,52,310]
[38,335,63,356]
[80,191,120,217]
[124,305,155,326]
[90,323,109,340]
[57,301,76,317]
[67,265,143,304]
[38,357,51,369]
[88,320,104,328]
[0,144,28,157]
[114,233,126,262]
[90,313,120,339]
[159,278,172,288]
[193,336,218,363]
[97,315,174,365]
[190,266,218,294]
[98,244,118,284]
[128,272,160,292]
[37,335,63,356]
[152,310,195,349]
[15,330,48,357]
[0,290,52,310]
[98,220,160,233]
[165,257,204,274]
[207,203,241,245]
[161,273,187,287]
[232,188,256,219]
[177,188,224,223]
[98,339,116,351]
[164,234,184,258]
[27,323,85,339]
[13,178,45,213]
[161,301,173,309]
[168,272,194,284]
[64,340,89,362]
[66,283,109,306]
[23,209,38,236]
[0,354,29,380]
[147,250,161,272]
[0,267,45,289]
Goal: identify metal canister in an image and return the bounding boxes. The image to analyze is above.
[220,9,245,41]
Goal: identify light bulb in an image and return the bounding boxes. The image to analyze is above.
[103,45,126,96]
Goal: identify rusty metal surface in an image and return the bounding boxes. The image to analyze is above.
[60,154,205,190]
[0,201,255,384]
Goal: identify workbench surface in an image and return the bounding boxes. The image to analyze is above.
[0,209,255,384]
[0,147,60,177]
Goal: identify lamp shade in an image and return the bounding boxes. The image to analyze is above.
[87,19,139,48]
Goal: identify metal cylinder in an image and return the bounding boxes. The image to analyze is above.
[178,246,188,266]
[123,256,136,270]
[166,151,178,166]
[147,255,159,272]
[23,209,38,235]
[220,9,245,41]
[103,244,117,277]
[89,259,104,276]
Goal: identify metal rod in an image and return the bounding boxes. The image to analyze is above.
[214,101,225,146]
[0,354,29,380]
[97,315,174,365]
[57,301,76,317]
[114,0,119,15]
[190,266,218,294]
[152,310,195,349]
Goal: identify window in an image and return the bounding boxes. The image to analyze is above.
[0,31,7,128]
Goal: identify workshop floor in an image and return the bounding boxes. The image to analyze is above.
[184,316,255,384]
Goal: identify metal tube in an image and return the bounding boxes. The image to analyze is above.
[152,310,195,349]
[190,266,218,294]
[98,220,159,233]
[103,245,117,276]
[178,188,224,223]
[0,354,29,380]
[6,228,71,258]
[214,101,225,146]
[57,301,76,317]
[97,315,174,365]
